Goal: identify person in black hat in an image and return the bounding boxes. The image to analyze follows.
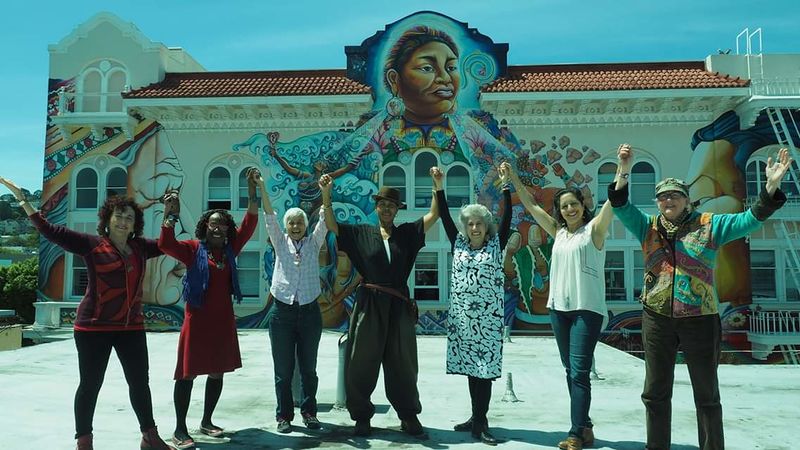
[609,146,792,450]
[319,167,443,439]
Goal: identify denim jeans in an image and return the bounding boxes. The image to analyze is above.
[549,309,604,438]
[641,307,723,450]
[268,299,323,421]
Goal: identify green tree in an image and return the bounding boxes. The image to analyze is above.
[0,201,12,220]
[0,258,38,323]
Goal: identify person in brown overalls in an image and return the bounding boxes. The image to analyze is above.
[319,168,443,439]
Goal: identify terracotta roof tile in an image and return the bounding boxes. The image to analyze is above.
[124,69,371,98]
[483,61,749,93]
[124,62,748,99]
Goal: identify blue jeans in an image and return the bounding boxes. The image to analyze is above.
[268,299,322,421]
[550,309,604,438]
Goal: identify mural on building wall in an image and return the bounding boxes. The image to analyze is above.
[231,12,607,331]
[37,12,798,356]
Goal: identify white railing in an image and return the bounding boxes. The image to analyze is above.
[749,78,800,97]
[750,309,800,335]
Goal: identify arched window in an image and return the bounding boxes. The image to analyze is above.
[630,162,656,206]
[106,70,126,112]
[75,168,98,209]
[596,162,617,204]
[208,167,231,210]
[80,70,102,113]
[747,158,800,198]
[414,152,438,208]
[105,167,127,199]
[382,165,407,204]
[446,165,471,207]
[238,168,252,209]
[77,60,128,113]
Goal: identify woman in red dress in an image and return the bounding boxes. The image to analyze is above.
[159,169,259,448]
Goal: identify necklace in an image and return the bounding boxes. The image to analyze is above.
[291,239,304,266]
[208,251,226,270]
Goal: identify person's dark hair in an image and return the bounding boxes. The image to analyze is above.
[195,209,238,242]
[384,26,459,92]
[553,187,594,229]
[96,196,144,239]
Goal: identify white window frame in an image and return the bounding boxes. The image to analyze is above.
[76,60,129,113]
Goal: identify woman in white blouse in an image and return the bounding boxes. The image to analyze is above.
[504,153,615,450]
[257,173,328,434]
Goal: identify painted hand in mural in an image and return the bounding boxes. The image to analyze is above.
[764,148,794,196]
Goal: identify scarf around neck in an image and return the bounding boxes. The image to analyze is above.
[181,242,243,308]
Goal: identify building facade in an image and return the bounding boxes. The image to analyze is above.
[37,11,800,361]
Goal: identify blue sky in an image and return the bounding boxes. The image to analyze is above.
[1,0,798,194]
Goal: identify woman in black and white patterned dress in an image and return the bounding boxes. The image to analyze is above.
[436,165,512,446]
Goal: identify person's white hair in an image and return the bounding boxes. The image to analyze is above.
[283,207,308,229]
[458,204,497,237]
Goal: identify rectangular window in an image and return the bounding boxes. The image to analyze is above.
[633,250,644,299]
[751,250,776,299]
[237,251,262,299]
[71,255,88,297]
[605,251,626,301]
[784,250,799,302]
[413,252,439,301]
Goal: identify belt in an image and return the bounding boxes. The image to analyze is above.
[361,283,419,321]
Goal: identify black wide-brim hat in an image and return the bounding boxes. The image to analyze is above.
[372,186,406,209]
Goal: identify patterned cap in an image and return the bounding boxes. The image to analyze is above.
[655,177,689,197]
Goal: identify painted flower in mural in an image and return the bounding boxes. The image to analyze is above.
[726,312,747,329]
[46,159,56,171]
[66,148,76,159]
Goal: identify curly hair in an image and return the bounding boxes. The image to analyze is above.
[458,203,497,238]
[384,26,459,92]
[195,209,238,242]
[553,187,594,229]
[96,196,144,239]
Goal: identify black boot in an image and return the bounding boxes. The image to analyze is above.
[471,421,499,446]
[453,417,473,432]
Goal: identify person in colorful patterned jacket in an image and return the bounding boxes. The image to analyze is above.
[438,164,511,446]
[159,168,259,449]
[0,177,175,450]
[608,146,792,450]
[256,171,328,434]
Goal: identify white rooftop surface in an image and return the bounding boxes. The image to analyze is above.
[0,330,795,449]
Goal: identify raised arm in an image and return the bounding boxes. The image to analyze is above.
[496,164,513,249]
[159,191,196,264]
[613,143,632,191]
[319,173,338,236]
[1,175,92,254]
[256,170,274,215]
[590,200,613,250]
[423,166,444,233]
[246,167,259,215]
[502,162,558,238]
[271,148,308,178]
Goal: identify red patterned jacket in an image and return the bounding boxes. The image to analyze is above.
[31,212,162,330]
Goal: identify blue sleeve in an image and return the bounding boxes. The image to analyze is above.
[612,202,653,244]
[711,210,763,246]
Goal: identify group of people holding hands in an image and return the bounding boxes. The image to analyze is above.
[0,143,791,450]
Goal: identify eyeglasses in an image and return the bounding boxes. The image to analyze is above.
[655,192,686,202]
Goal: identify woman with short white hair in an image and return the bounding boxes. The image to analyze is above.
[438,165,512,446]
[257,173,328,434]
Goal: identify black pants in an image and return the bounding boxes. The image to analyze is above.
[641,308,723,450]
[74,330,156,438]
[268,300,323,421]
[467,376,493,428]
[344,292,421,421]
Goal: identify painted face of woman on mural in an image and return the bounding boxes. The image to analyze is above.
[387,41,460,124]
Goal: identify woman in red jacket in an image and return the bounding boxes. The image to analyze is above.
[159,168,259,449]
[0,177,174,450]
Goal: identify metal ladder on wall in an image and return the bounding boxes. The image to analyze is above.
[766,107,800,300]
